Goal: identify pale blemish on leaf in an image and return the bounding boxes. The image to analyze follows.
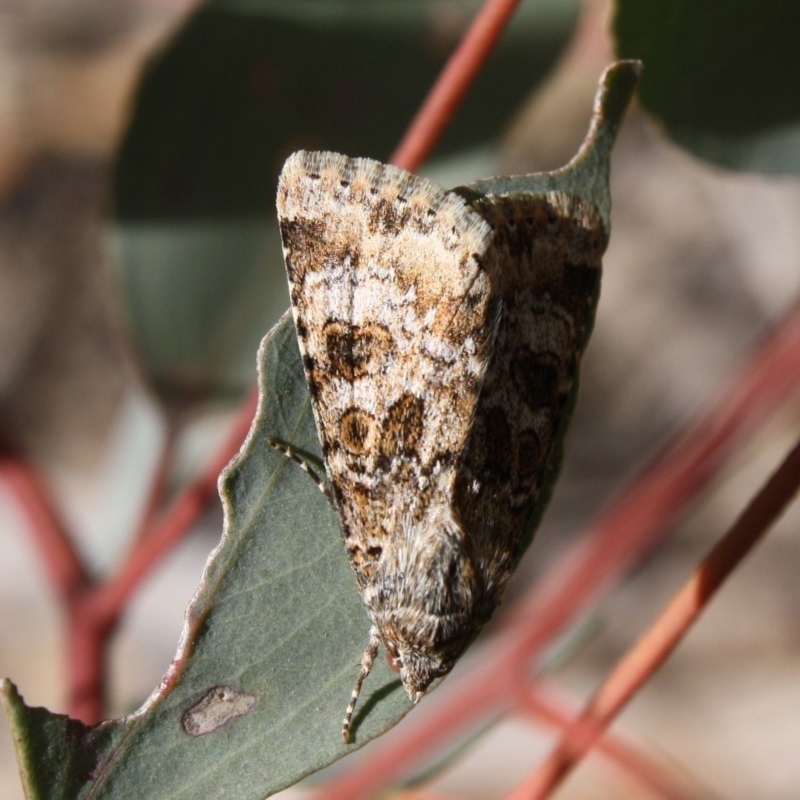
[181,686,258,737]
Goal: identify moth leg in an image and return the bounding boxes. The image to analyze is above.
[342,626,381,743]
[266,436,330,500]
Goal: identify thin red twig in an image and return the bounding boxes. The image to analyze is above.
[389,0,525,172]
[65,597,112,724]
[316,302,800,800]
[0,455,86,597]
[520,687,700,800]
[0,453,110,720]
[1,386,258,723]
[513,435,800,800]
[96,386,259,618]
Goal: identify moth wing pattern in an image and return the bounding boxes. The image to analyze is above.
[276,151,498,591]
[454,190,605,591]
[275,149,609,743]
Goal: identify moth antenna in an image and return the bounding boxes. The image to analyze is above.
[342,627,381,743]
[267,437,330,500]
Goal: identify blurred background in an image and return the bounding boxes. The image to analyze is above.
[1,1,799,798]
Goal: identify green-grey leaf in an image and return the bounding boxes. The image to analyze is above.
[4,61,639,800]
[2,315,410,800]
[614,0,800,175]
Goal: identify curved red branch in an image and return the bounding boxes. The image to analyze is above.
[513,435,800,800]
[0,455,86,597]
[96,386,259,619]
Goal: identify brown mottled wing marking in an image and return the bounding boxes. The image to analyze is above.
[276,151,496,590]
[454,191,605,590]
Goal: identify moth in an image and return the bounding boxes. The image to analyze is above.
[276,150,605,741]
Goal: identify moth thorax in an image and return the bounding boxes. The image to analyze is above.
[380,617,475,702]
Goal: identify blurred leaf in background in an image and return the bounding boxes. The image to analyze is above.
[614,0,800,175]
[111,0,579,412]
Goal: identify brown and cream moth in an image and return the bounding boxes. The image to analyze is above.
[275,149,605,742]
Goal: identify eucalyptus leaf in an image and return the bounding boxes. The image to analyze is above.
[4,60,639,800]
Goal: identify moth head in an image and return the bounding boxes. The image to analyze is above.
[383,629,473,703]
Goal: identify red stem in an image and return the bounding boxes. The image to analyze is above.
[520,688,700,800]
[0,456,86,597]
[97,386,259,618]
[514,435,800,800]
[1,387,258,723]
[65,597,114,724]
[389,0,525,172]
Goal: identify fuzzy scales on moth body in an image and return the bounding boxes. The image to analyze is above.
[276,150,605,741]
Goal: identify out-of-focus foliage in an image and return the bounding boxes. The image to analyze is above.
[112,0,579,410]
[615,0,800,175]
